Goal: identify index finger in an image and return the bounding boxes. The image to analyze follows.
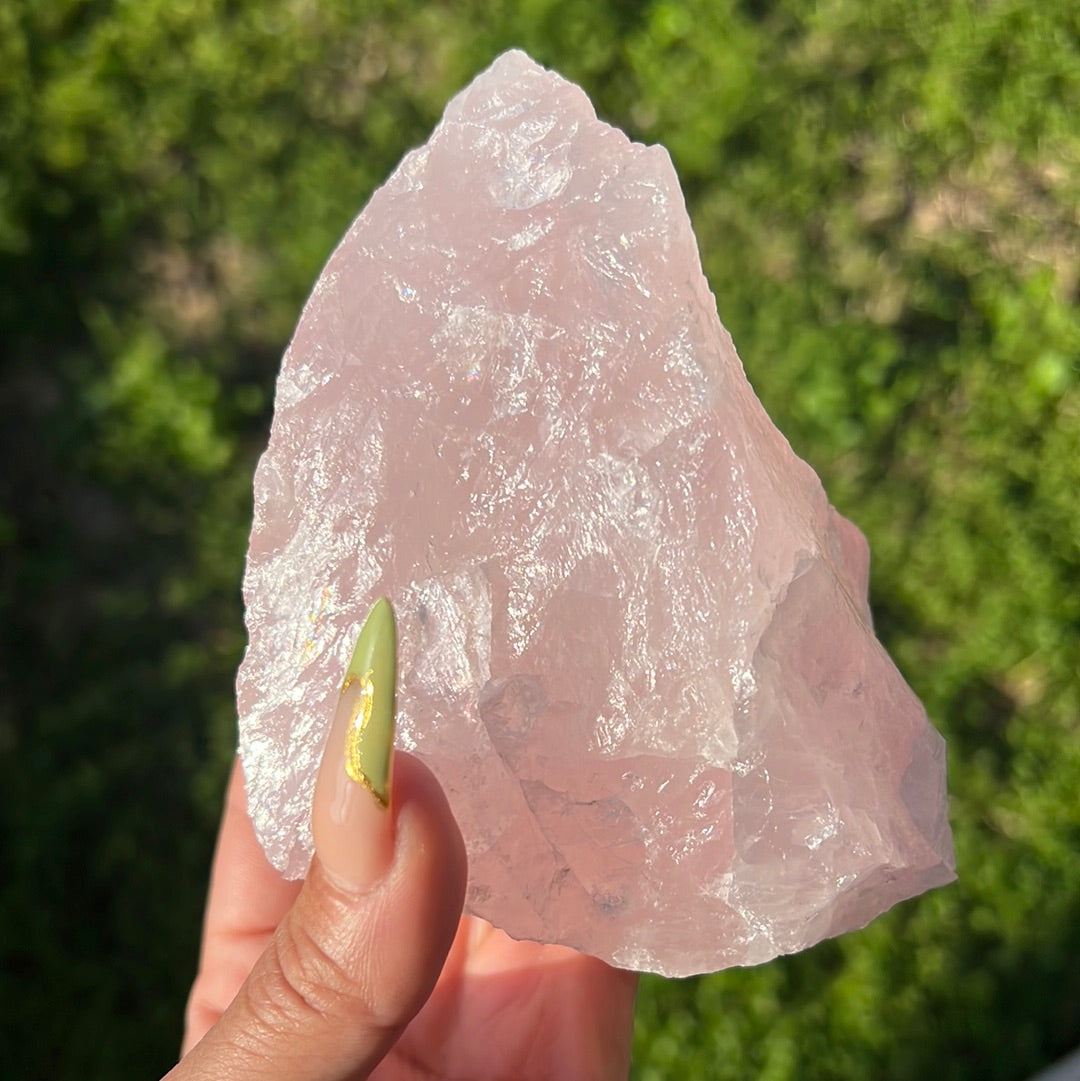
[181,757,303,1055]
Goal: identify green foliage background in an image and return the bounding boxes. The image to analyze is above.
[1,1,1077,1077]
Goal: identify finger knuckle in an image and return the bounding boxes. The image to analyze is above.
[259,915,380,1032]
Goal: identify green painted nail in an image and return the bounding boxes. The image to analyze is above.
[341,597,396,806]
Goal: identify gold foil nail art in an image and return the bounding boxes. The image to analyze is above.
[337,599,396,806]
[343,668,376,786]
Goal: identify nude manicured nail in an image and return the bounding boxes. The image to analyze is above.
[312,598,396,890]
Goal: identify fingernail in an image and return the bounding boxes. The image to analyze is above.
[312,597,397,890]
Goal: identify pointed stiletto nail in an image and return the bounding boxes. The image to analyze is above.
[311,598,397,890]
[340,596,396,805]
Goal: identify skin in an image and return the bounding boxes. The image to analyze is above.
[170,757,639,1081]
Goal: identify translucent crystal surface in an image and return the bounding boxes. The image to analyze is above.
[238,50,955,976]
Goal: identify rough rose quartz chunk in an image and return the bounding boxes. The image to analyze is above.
[237,50,955,977]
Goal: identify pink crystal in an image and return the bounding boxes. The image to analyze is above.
[238,50,955,976]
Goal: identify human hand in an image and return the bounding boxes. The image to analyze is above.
[169,604,638,1081]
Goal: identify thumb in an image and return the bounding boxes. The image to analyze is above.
[172,603,467,1081]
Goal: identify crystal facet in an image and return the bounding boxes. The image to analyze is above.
[238,50,955,976]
